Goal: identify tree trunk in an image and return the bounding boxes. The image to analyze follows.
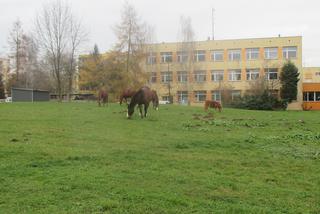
[67,74,73,102]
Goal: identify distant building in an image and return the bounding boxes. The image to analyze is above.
[11,88,50,102]
[144,36,303,110]
[302,67,320,110]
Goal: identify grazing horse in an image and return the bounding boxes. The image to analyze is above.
[127,86,153,118]
[204,100,222,112]
[151,90,159,110]
[119,88,136,105]
[97,89,108,107]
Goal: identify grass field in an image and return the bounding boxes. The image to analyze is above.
[0,102,319,213]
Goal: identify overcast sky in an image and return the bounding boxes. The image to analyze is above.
[0,0,319,66]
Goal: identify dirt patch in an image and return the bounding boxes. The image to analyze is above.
[192,113,214,121]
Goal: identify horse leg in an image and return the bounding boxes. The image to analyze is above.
[144,103,149,117]
[139,105,143,118]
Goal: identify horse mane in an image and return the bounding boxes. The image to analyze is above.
[128,89,141,108]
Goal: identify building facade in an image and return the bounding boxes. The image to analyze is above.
[302,67,320,110]
[0,57,10,96]
[144,36,303,109]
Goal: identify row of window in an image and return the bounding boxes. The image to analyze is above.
[150,68,279,83]
[147,47,297,64]
[175,90,241,103]
[303,91,320,102]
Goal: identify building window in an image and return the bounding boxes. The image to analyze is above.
[211,70,224,82]
[211,50,224,61]
[194,70,206,82]
[147,53,157,64]
[177,91,188,104]
[160,52,172,63]
[303,92,308,101]
[303,92,320,101]
[308,92,315,101]
[264,47,278,59]
[212,91,221,101]
[194,91,207,102]
[162,96,171,103]
[177,71,188,83]
[229,70,241,81]
[228,49,241,61]
[177,51,188,63]
[161,72,172,83]
[246,69,260,80]
[265,68,278,80]
[194,50,206,62]
[149,72,157,83]
[246,48,259,60]
[231,90,241,100]
[315,92,320,101]
[283,46,297,59]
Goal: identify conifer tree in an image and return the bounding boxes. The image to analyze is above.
[280,61,300,102]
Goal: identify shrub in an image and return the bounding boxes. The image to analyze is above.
[232,91,287,110]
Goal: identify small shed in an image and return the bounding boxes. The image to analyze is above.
[11,88,50,102]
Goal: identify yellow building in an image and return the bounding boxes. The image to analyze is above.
[0,57,10,96]
[144,36,303,109]
[302,67,320,110]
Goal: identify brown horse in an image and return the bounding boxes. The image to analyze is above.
[119,88,136,105]
[97,89,108,107]
[151,90,159,110]
[127,86,154,118]
[204,100,222,112]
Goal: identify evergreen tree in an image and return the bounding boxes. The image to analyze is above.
[280,61,300,103]
[0,74,5,99]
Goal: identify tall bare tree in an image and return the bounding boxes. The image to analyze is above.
[8,19,25,85]
[177,15,196,105]
[65,16,87,101]
[114,2,149,88]
[35,0,85,101]
[35,0,71,101]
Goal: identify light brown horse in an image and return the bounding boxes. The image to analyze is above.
[97,89,108,107]
[119,88,136,105]
[204,100,222,112]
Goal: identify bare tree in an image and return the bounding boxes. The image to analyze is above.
[65,16,87,101]
[35,0,72,101]
[114,2,149,88]
[8,21,41,89]
[8,19,25,85]
[177,15,196,105]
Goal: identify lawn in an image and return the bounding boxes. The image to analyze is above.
[0,102,319,213]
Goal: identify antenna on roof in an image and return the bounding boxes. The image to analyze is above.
[212,8,215,40]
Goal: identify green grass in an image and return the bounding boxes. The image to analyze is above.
[0,102,319,213]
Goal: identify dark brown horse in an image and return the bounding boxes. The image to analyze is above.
[204,100,222,112]
[97,89,108,107]
[127,86,154,118]
[119,88,136,105]
[151,90,159,110]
